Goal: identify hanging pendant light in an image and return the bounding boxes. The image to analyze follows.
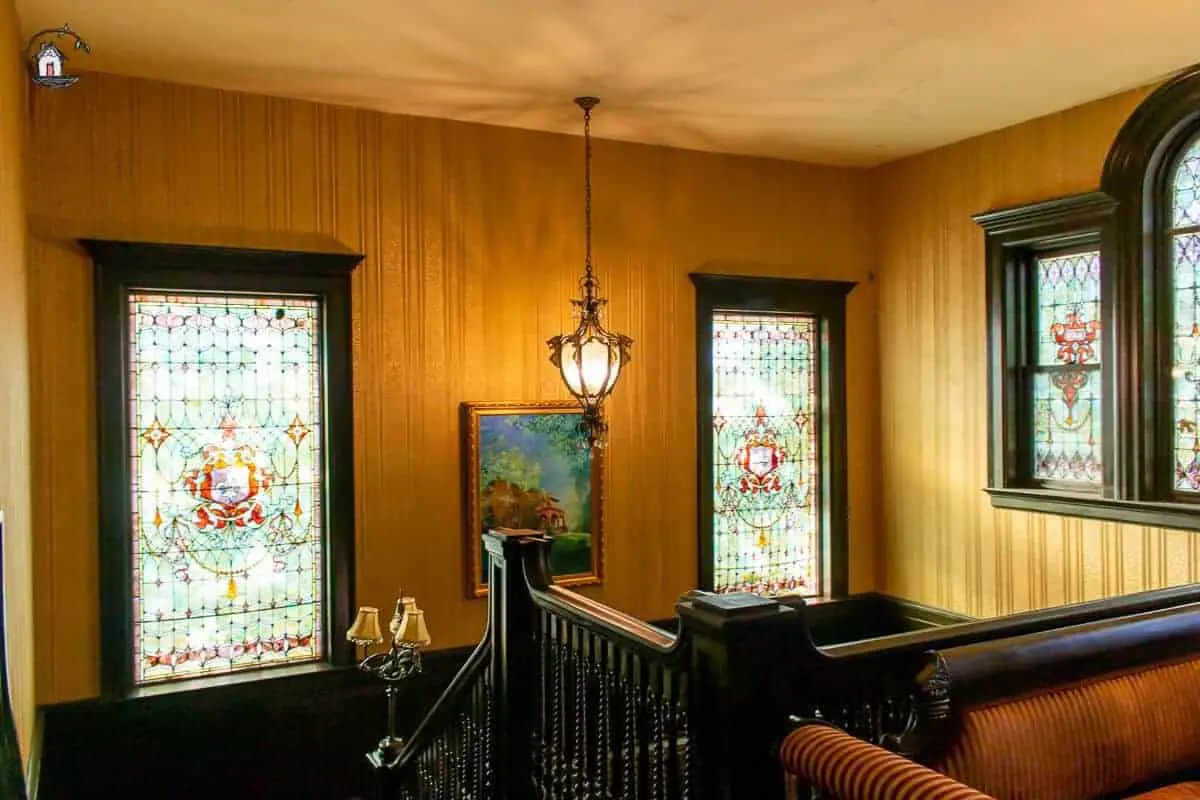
[547,96,633,450]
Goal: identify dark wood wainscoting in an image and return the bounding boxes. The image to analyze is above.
[35,647,471,800]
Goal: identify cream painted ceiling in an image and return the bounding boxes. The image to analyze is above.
[17,0,1200,166]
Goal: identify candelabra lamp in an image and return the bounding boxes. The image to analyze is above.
[346,593,432,771]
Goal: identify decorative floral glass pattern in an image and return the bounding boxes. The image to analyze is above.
[711,311,818,597]
[1030,251,1102,484]
[128,293,324,683]
[1173,137,1200,228]
[1172,137,1200,491]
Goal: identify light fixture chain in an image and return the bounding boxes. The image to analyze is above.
[583,103,594,294]
[549,96,631,452]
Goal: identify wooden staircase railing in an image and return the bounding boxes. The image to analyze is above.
[374,527,1200,800]
[379,528,799,800]
[390,637,492,799]
[528,564,693,798]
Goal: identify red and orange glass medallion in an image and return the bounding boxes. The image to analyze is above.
[1031,251,1102,484]
[711,311,818,597]
[128,293,324,683]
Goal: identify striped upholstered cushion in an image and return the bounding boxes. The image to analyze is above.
[932,657,1200,799]
[781,724,993,800]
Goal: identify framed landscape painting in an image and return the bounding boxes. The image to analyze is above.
[462,401,604,598]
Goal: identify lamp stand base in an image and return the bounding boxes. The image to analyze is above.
[367,736,405,800]
[366,735,405,769]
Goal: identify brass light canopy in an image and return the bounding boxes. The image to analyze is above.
[547,96,633,450]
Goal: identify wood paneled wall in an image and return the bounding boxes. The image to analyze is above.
[873,86,1200,618]
[0,0,34,765]
[26,72,879,703]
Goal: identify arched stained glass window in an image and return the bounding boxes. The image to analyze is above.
[982,64,1200,530]
[1169,136,1200,492]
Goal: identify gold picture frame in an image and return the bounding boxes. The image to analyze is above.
[462,401,605,598]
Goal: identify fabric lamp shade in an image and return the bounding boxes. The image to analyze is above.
[396,606,431,648]
[346,606,383,645]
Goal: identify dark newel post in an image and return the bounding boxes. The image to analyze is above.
[677,592,801,800]
[483,529,544,800]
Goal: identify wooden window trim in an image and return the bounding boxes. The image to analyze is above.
[976,192,1125,517]
[1103,65,1200,507]
[690,273,856,598]
[980,64,1200,531]
[84,239,362,698]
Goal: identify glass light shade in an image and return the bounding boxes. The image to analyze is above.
[560,336,622,399]
[346,606,383,645]
[549,315,632,408]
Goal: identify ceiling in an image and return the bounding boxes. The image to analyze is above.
[17,0,1200,166]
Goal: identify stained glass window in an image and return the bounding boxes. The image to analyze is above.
[711,311,819,597]
[1030,250,1103,484]
[128,292,324,684]
[1171,136,1200,492]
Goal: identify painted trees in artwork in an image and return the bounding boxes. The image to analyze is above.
[507,413,591,533]
[476,411,595,578]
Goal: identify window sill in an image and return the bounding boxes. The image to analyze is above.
[90,660,380,710]
[985,487,1200,531]
[125,660,352,701]
[46,646,474,720]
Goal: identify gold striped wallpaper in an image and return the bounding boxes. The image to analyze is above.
[0,0,33,762]
[22,58,1195,710]
[25,71,879,703]
[874,85,1200,618]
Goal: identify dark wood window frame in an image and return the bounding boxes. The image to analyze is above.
[691,273,855,598]
[1102,64,1200,509]
[982,63,1200,531]
[977,192,1118,511]
[85,239,362,698]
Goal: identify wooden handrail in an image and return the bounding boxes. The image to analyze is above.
[391,630,491,774]
[540,585,679,652]
[518,528,684,658]
[807,582,1200,663]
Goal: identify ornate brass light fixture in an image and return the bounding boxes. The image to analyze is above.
[547,97,633,449]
